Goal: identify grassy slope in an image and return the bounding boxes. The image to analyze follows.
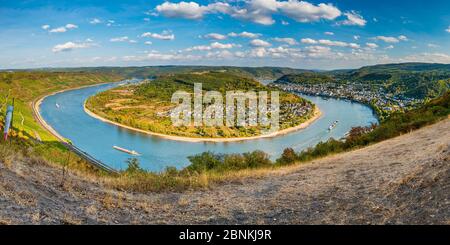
[0,71,124,172]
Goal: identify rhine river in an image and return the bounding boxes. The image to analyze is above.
[39,82,378,172]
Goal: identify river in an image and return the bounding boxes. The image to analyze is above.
[39,82,378,172]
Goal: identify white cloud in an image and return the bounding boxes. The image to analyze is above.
[250,39,271,47]
[446,26,450,33]
[90,18,102,24]
[155,1,343,25]
[318,39,348,47]
[144,41,153,45]
[52,41,94,53]
[340,11,366,26]
[210,42,235,49]
[304,45,332,58]
[281,20,289,25]
[366,42,379,49]
[49,27,67,33]
[141,31,175,40]
[47,24,78,33]
[301,38,360,48]
[324,31,334,36]
[110,36,136,43]
[276,1,341,23]
[228,31,261,38]
[273,37,298,45]
[385,45,394,49]
[65,24,78,29]
[204,33,227,40]
[373,36,399,43]
[398,35,408,41]
[353,35,360,40]
[301,38,318,44]
[186,42,237,51]
[110,36,129,42]
[155,1,230,20]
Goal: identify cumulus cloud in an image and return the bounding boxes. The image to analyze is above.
[49,27,67,33]
[324,31,334,35]
[250,39,272,47]
[276,1,341,23]
[366,42,379,49]
[204,33,227,40]
[446,26,450,33]
[90,18,102,24]
[110,36,129,42]
[340,11,366,26]
[65,24,78,29]
[228,31,261,38]
[301,38,318,44]
[110,36,137,43]
[47,24,78,33]
[273,37,298,45]
[398,35,408,41]
[186,42,237,51]
[300,38,360,48]
[372,35,407,43]
[155,0,344,25]
[52,41,94,53]
[141,31,175,40]
[155,1,229,20]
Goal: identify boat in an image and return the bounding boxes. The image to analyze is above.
[113,146,140,156]
[55,103,60,108]
[327,120,339,131]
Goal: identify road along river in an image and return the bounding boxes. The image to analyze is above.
[39,82,378,172]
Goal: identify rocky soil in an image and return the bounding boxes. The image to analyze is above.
[0,119,449,224]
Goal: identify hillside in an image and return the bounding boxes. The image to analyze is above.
[86,72,315,138]
[276,62,450,99]
[24,66,311,81]
[0,118,448,224]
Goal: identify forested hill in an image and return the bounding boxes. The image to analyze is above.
[276,62,450,99]
[17,66,312,81]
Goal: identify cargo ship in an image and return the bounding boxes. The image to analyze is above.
[113,146,140,156]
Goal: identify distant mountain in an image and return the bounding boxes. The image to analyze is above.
[29,66,312,80]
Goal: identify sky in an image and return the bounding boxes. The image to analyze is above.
[1,0,450,70]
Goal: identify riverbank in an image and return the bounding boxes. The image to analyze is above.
[32,82,120,174]
[84,103,322,143]
[32,82,116,143]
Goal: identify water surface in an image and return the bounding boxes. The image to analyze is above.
[40,82,378,171]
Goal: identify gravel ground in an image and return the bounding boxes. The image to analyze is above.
[0,119,449,225]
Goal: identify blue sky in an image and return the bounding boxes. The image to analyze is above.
[1,0,449,69]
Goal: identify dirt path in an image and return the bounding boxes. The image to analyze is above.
[0,119,449,224]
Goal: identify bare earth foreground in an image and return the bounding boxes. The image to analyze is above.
[1,119,449,224]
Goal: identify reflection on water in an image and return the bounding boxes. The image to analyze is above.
[40,82,378,172]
